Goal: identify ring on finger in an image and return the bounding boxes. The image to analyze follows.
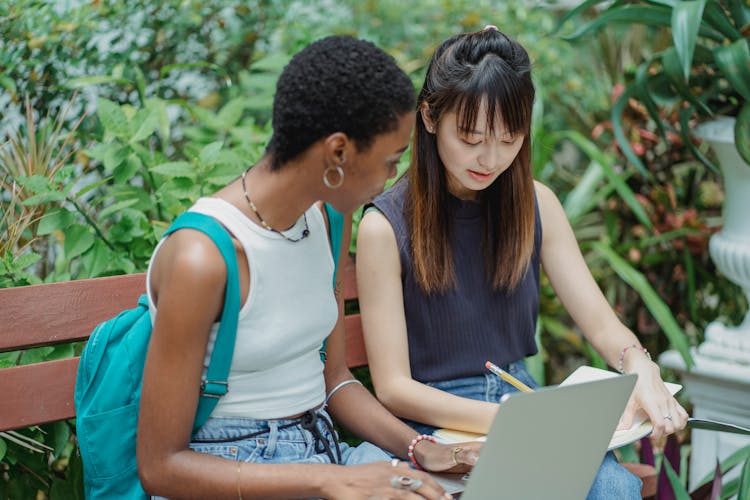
[391,475,422,491]
[451,446,463,466]
[664,414,673,421]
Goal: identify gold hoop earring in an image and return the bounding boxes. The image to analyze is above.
[323,164,344,189]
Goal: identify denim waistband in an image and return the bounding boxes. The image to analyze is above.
[191,408,342,464]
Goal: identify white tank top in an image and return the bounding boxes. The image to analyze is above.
[147,197,337,419]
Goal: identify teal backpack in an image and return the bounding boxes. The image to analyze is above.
[75,205,344,499]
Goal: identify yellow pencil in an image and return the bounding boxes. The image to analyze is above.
[485,361,534,393]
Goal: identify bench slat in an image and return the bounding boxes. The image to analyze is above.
[0,357,79,431]
[0,274,146,352]
[344,314,368,368]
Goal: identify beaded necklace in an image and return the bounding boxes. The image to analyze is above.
[240,167,310,242]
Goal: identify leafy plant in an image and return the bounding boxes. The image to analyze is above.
[640,435,750,499]
[558,0,750,173]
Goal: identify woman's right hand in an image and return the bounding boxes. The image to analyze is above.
[323,460,451,500]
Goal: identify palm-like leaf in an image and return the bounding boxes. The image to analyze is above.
[560,0,750,166]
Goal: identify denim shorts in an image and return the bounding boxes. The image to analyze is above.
[189,408,389,465]
[151,408,390,499]
[404,362,642,500]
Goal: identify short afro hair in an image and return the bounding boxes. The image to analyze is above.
[266,35,415,170]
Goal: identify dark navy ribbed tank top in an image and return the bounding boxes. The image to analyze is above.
[372,178,542,383]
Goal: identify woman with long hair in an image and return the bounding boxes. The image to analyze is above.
[356,26,688,499]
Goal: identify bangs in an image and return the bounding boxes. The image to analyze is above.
[453,54,533,137]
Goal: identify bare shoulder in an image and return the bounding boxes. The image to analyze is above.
[358,208,397,246]
[533,180,559,206]
[534,180,565,217]
[151,229,227,301]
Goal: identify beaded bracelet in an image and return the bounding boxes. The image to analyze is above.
[407,434,436,470]
[617,344,651,374]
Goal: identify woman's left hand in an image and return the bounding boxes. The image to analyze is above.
[414,440,481,473]
[618,358,689,439]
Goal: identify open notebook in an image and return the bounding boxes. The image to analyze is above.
[434,365,683,451]
[431,374,638,500]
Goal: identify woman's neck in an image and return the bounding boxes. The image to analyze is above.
[222,156,319,231]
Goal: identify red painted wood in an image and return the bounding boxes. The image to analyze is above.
[0,357,79,431]
[0,274,146,352]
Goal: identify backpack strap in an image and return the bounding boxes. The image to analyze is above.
[163,211,240,431]
[319,203,344,361]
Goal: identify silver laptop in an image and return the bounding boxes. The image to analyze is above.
[433,374,637,500]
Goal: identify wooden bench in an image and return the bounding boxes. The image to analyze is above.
[0,256,656,497]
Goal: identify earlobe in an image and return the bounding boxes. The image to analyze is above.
[420,103,436,134]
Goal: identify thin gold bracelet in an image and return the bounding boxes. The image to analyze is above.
[236,461,243,500]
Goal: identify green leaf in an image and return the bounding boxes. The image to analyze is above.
[150,161,195,178]
[145,98,170,143]
[18,174,52,193]
[112,155,140,184]
[698,445,750,487]
[46,344,74,361]
[662,459,692,499]
[20,346,53,365]
[671,0,707,81]
[64,224,95,259]
[557,130,653,229]
[736,103,750,166]
[73,176,111,200]
[135,66,147,104]
[198,141,223,168]
[0,75,17,95]
[724,0,750,29]
[563,5,673,41]
[97,198,139,220]
[714,39,750,103]
[36,208,76,235]
[97,98,130,140]
[250,53,291,72]
[702,1,742,40]
[738,450,750,500]
[550,0,611,34]
[129,109,158,143]
[661,47,714,116]
[0,437,6,461]
[21,190,67,205]
[216,98,248,128]
[13,252,41,270]
[592,242,694,368]
[85,239,111,278]
[634,59,669,141]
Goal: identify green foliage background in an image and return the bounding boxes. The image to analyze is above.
[1,0,747,498]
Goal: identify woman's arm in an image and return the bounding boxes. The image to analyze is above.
[326,213,479,472]
[534,181,688,437]
[355,209,497,435]
[137,229,344,499]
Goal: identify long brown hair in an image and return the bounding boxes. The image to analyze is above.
[407,28,536,293]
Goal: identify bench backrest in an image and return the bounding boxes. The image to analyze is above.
[0,257,366,432]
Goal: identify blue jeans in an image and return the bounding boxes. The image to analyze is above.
[407,363,642,500]
[152,409,389,499]
[189,408,389,465]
